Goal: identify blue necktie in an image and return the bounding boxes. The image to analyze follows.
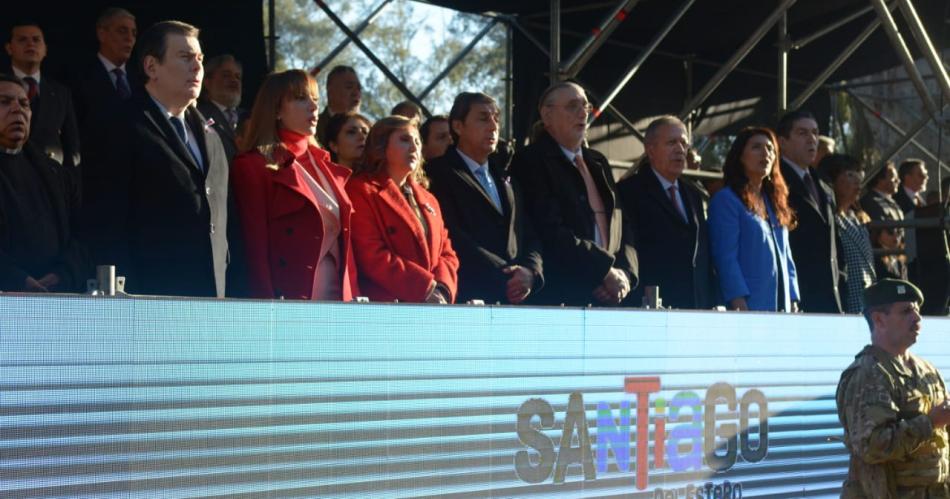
[169,117,202,169]
[474,165,502,212]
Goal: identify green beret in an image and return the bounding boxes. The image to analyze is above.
[863,279,924,309]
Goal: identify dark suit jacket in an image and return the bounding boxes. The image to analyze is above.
[860,190,904,222]
[81,92,232,297]
[893,186,917,214]
[780,158,842,313]
[509,131,638,306]
[16,72,81,170]
[70,56,124,128]
[197,96,240,162]
[0,143,88,291]
[427,146,544,304]
[617,164,716,309]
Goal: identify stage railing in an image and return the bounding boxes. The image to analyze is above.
[3,294,950,497]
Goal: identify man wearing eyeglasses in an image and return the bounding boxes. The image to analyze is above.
[509,81,638,306]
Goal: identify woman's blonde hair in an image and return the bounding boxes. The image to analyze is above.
[354,115,427,187]
[238,69,318,164]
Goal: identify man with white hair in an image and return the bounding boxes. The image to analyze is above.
[509,81,637,306]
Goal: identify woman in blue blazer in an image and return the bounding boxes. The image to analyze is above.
[709,127,800,312]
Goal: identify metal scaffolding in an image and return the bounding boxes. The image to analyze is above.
[280,0,947,174]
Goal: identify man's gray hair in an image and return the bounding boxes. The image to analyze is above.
[537,81,585,112]
[96,7,135,29]
[644,115,687,144]
[204,54,242,79]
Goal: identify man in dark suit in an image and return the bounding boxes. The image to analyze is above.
[71,8,137,126]
[197,54,243,161]
[427,92,543,304]
[0,73,87,292]
[895,158,928,213]
[5,22,80,170]
[861,161,903,223]
[509,81,637,306]
[316,65,361,148]
[617,116,715,309]
[81,21,232,298]
[777,110,842,314]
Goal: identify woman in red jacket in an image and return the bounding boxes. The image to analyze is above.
[231,69,359,300]
[346,116,459,303]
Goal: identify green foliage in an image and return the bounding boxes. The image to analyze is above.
[264,0,507,127]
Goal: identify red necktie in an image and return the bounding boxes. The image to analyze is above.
[23,76,38,101]
[574,153,610,249]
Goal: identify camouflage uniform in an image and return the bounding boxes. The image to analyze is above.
[837,344,950,498]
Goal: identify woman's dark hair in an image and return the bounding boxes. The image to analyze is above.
[818,153,869,221]
[722,127,796,229]
[321,111,370,161]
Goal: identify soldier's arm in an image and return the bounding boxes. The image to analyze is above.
[845,367,934,464]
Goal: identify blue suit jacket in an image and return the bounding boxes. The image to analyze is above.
[708,187,799,312]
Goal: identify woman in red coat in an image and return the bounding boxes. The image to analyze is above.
[231,69,359,300]
[346,116,459,303]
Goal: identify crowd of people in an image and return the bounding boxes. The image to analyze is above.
[2,11,948,314]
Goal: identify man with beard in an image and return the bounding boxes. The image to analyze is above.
[198,54,244,161]
[0,74,86,291]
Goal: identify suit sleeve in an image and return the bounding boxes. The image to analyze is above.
[612,175,639,289]
[229,154,275,298]
[346,181,439,302]
[428,173,509,291]
[509,149,615,290]
[49,159,90,292]
[431,203,460,303]
[60,87,82,172]
[708,192,750,303]
[515,193,545,292]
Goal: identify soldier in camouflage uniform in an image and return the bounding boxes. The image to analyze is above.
[837,279,950,497]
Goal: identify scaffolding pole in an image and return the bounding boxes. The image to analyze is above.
[788,15,882,111]
[847,90,950,178]
[313,0,432,118]
[895,0,950,105]
[871,112,943,181]
[870,0,940,119]
[679,0,797,119]
[418,19,500,100]
[591,0,695,123]
[561,0,641,78]
[790,5,875,49]
[310,0,394,76]
[778,13,788,113]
